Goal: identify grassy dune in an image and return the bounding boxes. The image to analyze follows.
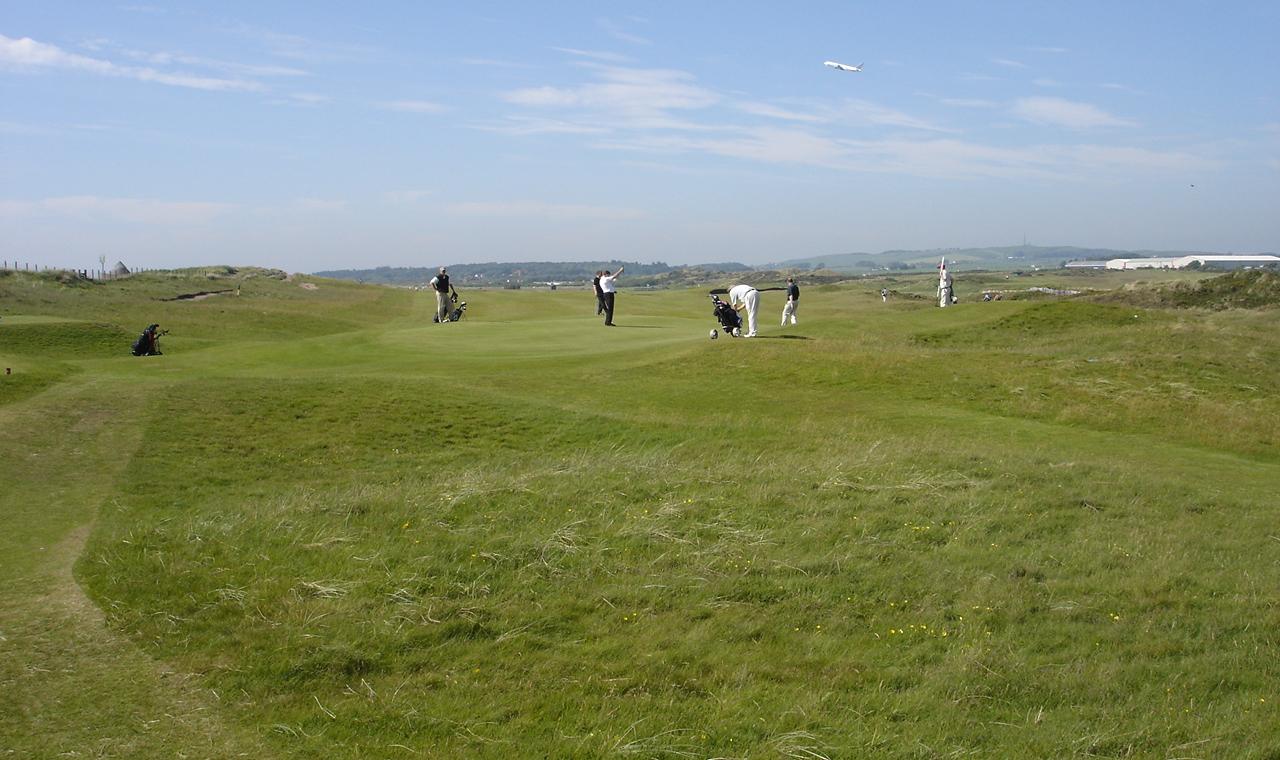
[2,269,1278,758]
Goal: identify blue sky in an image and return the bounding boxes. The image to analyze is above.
[2,1,1277,272]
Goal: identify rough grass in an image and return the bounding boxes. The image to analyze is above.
[1096,268,1280,311]
[2,267,1279,758]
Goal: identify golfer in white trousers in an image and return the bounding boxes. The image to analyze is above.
[780,276,799,326]
[728,283,759,337]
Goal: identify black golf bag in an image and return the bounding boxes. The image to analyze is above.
[131,324,163,356]
[710,295,742,335]
[433,300,467,322]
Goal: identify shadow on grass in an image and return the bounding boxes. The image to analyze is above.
[761,335,812,340]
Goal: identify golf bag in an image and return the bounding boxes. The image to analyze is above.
[710,295,742,336]
[433,300,467,322]
[131,324,163,356]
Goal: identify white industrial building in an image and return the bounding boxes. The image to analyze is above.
[1105,254,1280,270]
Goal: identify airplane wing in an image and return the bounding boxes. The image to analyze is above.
[824,60,862,72]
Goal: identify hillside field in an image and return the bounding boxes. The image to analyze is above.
[2,267,1278,758]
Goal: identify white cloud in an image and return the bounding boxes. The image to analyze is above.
[834,99,954,132]
[0,196,233,223]
[552,47,631,63]
[1011,97,1137,128]
[503,65,718,114]
[445,201,645,220]
[939,98,998,108]
[474,116,613,136]
[736,102,826,123]
[383,190,435,204]
[459,57,530,68]
[283,92,330,106]
[598,18,651,46]
[0,34,263,91]
[992,58,1027,68]
[293,198,347,212]
[0,120,51,135]
[227,24,375,64]
[601,127,848,168]
[103,43,309,78]
[378,99,449,113]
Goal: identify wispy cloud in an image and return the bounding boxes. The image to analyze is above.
[1011,97,1137,128]
[445,201,645,220]
[227,24,375,64]
[0,34,264,91]
[0,120,53,135]
[459,57,530,69]
[473,116,612,136]
[1100,82,1143,95]
[596,126,1214,181]
[992,58,1027,68]
[278,92,330,106]
[81,39,309,78]
[834,99,954,132]
[736,102,826,123]
[503,65,718,114]
[378,99,449,113]
[0,195,234,223]
[293,198,347,212]
[383,190,435,204]
[598,18,651,46]
[552,47,631,63]
[939,98,998,108]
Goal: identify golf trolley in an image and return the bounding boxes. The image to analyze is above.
[433,295,468,322]
[710,294,742,338]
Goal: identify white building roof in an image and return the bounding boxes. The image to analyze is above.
[1105,254,1280,270]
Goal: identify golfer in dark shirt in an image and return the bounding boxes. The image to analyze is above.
[593,271,605,315]
[781,277,799,326]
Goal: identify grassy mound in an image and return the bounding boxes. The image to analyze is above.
[1097,268,1280,310]
[913,301,1151,346]
[0,320,133,357]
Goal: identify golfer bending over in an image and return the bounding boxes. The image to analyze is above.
[728,283,759,337]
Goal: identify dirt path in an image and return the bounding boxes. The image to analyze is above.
[0,381,273,758]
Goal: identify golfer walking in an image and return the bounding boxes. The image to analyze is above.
[780,276,799,326]
[429,267,458,324]
[599,266,624,326]
[728,283,759,337]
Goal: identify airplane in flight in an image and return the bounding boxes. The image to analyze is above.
[823,60,863,72]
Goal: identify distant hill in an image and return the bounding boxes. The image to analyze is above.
[313,246,1271,287]
[312,261,750,287]
[770,246,1234,273]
